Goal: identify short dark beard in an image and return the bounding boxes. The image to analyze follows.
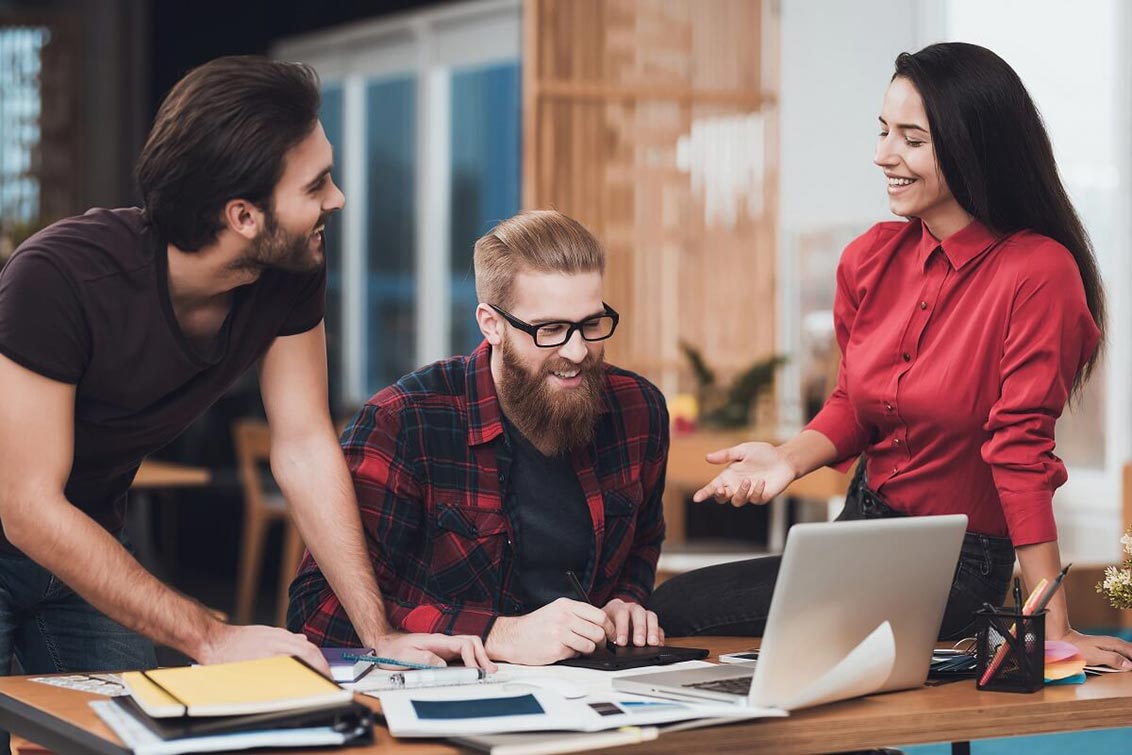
[496,335,604,457]
[239,205,325,274]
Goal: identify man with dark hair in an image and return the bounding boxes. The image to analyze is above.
[290,211,669,664]
[0,56,489,691]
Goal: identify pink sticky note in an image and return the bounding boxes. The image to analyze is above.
[1044,640,1081,664]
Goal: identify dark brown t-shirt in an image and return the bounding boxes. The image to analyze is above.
[0,207,325,550]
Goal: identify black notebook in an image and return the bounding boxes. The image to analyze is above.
[111,696,375,743]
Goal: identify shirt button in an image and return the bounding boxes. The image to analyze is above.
[885,402,894,412]
[920,301,928,310]
[902,352,911,362]
[893,438,902,447]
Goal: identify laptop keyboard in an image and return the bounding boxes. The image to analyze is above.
[685,676,753,695]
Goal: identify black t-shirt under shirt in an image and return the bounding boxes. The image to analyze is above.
[0,207,325,551]
[502,418,593,611]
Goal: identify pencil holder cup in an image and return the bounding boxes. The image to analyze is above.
[975,608,1046,693]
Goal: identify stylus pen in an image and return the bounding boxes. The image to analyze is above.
[565,570,617,650]
[1030,564,1072,615]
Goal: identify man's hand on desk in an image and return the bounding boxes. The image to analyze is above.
[692,441,796,507]
[485,598,614,665]
[197,624,331,674]
[374,632,496,672]
[601,598,664,647]
[1059,629,1132,670]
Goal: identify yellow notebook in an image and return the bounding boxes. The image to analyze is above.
[121,656,353,718]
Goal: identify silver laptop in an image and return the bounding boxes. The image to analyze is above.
[613,515,967,708]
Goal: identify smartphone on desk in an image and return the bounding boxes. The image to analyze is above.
[556,643,709,671]
[718,650,760,664]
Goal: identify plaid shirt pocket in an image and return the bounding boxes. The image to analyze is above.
[430,503,511,607]
[598,481,642,581]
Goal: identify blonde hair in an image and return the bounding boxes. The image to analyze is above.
[473,210,605,309]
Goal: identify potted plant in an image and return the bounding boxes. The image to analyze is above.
[680,341,786,430]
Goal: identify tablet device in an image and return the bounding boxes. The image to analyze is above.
[556,644,708,671]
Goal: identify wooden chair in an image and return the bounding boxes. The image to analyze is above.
[232,418,305,628]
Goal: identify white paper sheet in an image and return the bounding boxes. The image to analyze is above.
[90,701,350,755]
[780,620,897,711]
[492,659,716,698]
[377,684,783,738]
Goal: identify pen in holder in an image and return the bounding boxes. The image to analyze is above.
[976,607,1046,693]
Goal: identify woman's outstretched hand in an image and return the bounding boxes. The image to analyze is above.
[691,442,797,507]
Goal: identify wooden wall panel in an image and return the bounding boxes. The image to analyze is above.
[524,0,778,402]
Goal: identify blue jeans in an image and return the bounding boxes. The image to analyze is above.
[0,538,156,748]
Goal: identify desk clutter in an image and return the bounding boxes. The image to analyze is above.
[5,637,1131,755]
[371,658,785,741]
[90,656,374,754]
[930,639,1088,688]
[975,567,1084,692]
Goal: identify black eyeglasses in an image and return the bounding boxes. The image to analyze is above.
[489,303,620,348]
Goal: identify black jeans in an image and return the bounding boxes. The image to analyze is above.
[651,465,1015,641]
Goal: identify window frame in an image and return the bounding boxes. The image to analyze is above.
[273,0,521,404]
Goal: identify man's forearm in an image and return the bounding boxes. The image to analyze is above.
[9,494,222,659]
[272,433,392,646]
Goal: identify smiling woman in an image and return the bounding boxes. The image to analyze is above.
[875,77,971,241]
[656,41,1132,672]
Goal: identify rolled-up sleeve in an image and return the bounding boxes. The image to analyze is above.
[981,246,1099,546]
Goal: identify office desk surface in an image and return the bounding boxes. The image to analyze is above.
[2,637,1131,755]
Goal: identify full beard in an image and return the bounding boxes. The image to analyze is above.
[239,207,327,275]
[497,336,605,457]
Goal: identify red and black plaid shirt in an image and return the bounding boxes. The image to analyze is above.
[289,341,668,644]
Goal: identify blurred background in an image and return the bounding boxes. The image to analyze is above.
[0,0,1127,633]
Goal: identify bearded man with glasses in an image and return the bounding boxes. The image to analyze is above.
[289,210,670,665]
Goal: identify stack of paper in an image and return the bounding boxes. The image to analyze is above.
[94,656,374,754]
[91,700,374,755]
[1044,641,1086,685]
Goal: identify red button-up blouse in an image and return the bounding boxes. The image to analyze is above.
[806,219,1100,546]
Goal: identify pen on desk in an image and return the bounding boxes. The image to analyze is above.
[342,653,446,670]
[390,667,486,688]
[566,569,616,650]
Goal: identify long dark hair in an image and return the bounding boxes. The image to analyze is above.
[137,56,321,251]
[893,42,1105,393]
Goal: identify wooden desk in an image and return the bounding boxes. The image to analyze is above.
[664,430,853,547]
[3,637,1132,755]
